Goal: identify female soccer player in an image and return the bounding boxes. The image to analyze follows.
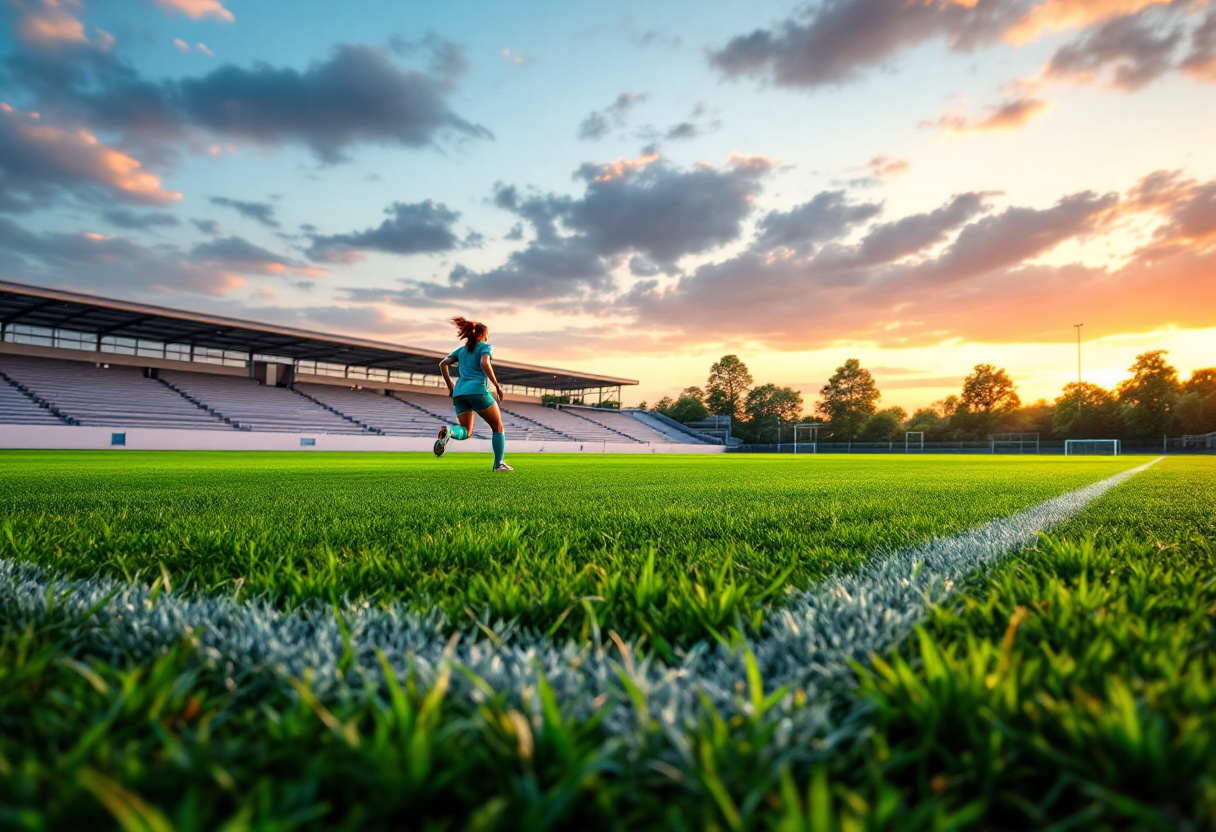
[434,317,512,471]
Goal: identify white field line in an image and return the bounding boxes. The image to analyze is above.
[0,458,1161,751]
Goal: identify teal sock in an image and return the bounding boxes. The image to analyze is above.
[450,425,469,440]
[492,432,505,467]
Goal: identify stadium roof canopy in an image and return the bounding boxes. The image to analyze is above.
[0,280,635,392]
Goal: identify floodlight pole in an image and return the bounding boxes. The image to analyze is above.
[1073,323,1083,384]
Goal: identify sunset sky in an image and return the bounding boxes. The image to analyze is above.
[2,0,1214,410]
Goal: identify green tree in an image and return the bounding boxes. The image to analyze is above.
[1052,382,1122,439]
[681,386,705,401]
[705,355,753,418]
[651,396,675,416]
[815,358,880,441]
[666,395,709,424]
[906,405,948,440]
[1173,369,1216,434]
[743,384,803,441]
[952,364,1020,437]
[860,406,907,442]
[1116,350,1180,438]
[1184,368,1216,397]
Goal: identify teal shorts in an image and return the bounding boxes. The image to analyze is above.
[453,391,496,415]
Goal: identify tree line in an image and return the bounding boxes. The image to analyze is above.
[639,351,1216,444]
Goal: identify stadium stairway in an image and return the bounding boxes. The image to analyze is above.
[290,386,382,434]
[392,390,571,442]
[160,370,371,434]
[561,407,648,443]
[294,384,448,438]
[0,355,231,430]
[0,365,72,425]
[499,402,631,443]
[494,405,576,442]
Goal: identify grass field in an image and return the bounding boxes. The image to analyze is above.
[1,451,1212,830]
[0,452,1136,645]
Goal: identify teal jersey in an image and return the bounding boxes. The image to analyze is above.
[450,341,493,397]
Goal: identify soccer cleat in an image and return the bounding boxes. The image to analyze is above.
[492,462,513,472]
[434,426,451,457]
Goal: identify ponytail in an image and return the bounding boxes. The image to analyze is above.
[451,316,488,352]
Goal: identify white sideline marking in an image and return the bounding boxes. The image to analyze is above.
[0,458,1162,746]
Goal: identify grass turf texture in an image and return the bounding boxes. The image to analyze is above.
[0,451,1137,648]
[852,456,1216,829]
[1,452,1211,830]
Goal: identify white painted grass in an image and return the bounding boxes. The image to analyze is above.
[0,457,1161,756]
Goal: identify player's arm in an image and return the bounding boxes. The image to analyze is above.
[481,355,505,402]
[439,355,457,395]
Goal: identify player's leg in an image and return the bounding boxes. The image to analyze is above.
[476,401,510,471]
[435,399,475,456]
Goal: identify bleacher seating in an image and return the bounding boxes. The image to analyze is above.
[391,390,570,441]
[567,407,703,444]
[161,370,367,434]
[0,355,711,445]
[0,368,64,425]
[294,384,446,437]
[0,355,232,430]
[500,402,626,443]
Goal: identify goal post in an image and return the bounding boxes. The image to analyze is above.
[905,431,924,453]
[793,423,821,454]
[1065,439,1121,456]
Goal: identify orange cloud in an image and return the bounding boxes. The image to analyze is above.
[867,155,910,179]
[1006,0,1175,45]
[0,104,181,204]
[151,0,234,23]
[14,0,87,47]
[592,152,661,183]
[935,95,1053,136]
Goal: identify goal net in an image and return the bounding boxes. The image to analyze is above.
[1064,439,1121,456]
[989,433,1040,454]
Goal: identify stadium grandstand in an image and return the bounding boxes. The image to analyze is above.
[0,280,717,452]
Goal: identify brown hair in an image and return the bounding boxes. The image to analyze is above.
[451,317,488,352]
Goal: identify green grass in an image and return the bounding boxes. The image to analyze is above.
[0,451,1136,646]
[848,457,1216,829]
[1,452,1212,831]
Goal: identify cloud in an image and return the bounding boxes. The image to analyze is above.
[0,216,241,295]
[3,39,489,164]
[709,0,1207,93]
[500,48,536,67]
[1006,0,1176,45]
[190,235,324,277]
[849,191,991,266]
[102,208,180,229]
[0,102,181,212]
[709,0,1022,89]
[12,0,87,48]
[1045,4,1186,90]
[755,191,883,254]
[614,174,1216,350]
[191,217,220,235]
[1181,7,1216,80]
[867,155,909,179]
[196,42,213,57]
[933,93,1052,135]
[209,196,279,228]
[151,0,235,23]
[306,200,463,263]
[393,152,774,304]
[175,44,489,162]
[577,92,647,141]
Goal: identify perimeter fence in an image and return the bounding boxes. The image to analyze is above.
[731,437,1214,455]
